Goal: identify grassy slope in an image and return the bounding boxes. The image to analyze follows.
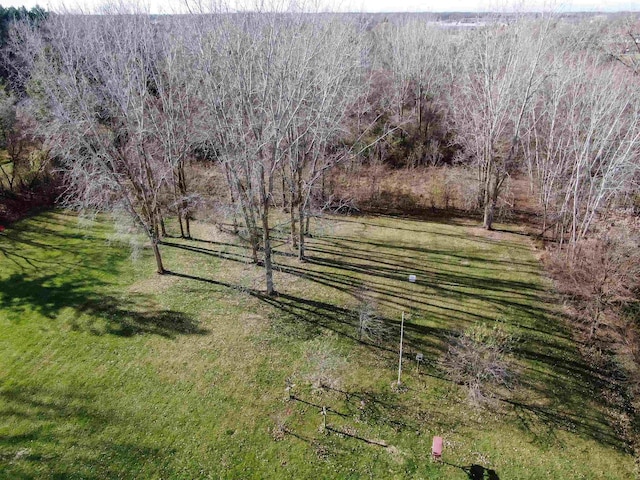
[0,211,633,479]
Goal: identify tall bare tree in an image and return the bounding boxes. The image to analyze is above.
[524,48,640,247]
[450,18,550,229]
[10,10,171,273]
[147,22,203,239]
[375,19,449,136]
[282,18,367,260]
[194,5,371,293]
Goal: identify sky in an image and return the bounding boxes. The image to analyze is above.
[1,0,639,13]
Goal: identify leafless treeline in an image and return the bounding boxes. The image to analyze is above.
[5,5,640,293]
[377,16,640,236]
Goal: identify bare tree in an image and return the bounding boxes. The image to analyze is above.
[375,19,449,137]
[547,233,640,342]
[283,18,367,260]
[196,10,286,293]
[194,5,372,293]
[10,11,171,273]
[524,45,640,246]
[354,288,389,344]
[450,18,550,230]
[0,86,19,191]
[596,15,640,75]
[440,321,517,406]
[147,21,204,239]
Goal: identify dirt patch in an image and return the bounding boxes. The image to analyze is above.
[241,313,268,335]
[128,274,178,295]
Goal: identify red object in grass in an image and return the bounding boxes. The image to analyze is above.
[0,225,5,233]
[432,436,443,460]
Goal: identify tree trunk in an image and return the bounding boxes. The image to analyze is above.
[259,163,275,296]
[158,209,167,238]
[238,193,260,264]
[232,211,239,235]
[185,215,191,239]
[482,161,496,230]
[261,205,275,295]
[245,210,260,265]
[305,212,311,236]
[152,238,165,274]
[0,164,13,192]
[178,214,185,238]
[417,84,422,133]
[178,166,191,239]
[298,200,306,261]
[483,174,497,230]
[290,195,298,249]
[250,233,260,264]
[281,164,287,209]
[291,169,303,249]
[223,164,239,234]
[483,200,495,230]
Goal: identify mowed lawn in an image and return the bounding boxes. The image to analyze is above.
[0,211,633,479]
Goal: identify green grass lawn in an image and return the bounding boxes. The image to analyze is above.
[0,211,634,479]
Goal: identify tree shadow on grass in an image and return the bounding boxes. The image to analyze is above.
[163,231,548,336]
[442,461,500,480]
[289,385,415,434]
[0,213,130,276]
[161,212,632,455]
[328,211,479,231]
[165,263,631,453]
[288,233,611,394]
[0,385,177,479]
[0,273,207,338]
[169,260,625,447]
[321,385,417,432]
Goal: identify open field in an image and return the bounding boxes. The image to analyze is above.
[0,211,634,479]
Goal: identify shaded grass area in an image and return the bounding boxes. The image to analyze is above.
[0,210,634,479]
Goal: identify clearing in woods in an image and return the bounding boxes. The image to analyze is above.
[0,211,633,479]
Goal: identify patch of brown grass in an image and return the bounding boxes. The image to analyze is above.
[128,274,177,295]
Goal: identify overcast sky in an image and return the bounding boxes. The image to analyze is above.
[2,0,639,13]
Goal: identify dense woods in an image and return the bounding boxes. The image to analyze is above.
[1,6,638,343]
[0,5,52,223]
[4,6,639,354]
[1,4,640,476]
[4,7,639,283]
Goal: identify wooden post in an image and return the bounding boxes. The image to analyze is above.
[397,311,405,386]
[285,379,295,401]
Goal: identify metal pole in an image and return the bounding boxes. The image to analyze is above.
[397,311,405,386]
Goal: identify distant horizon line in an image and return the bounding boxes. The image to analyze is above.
[57,9,640,14]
